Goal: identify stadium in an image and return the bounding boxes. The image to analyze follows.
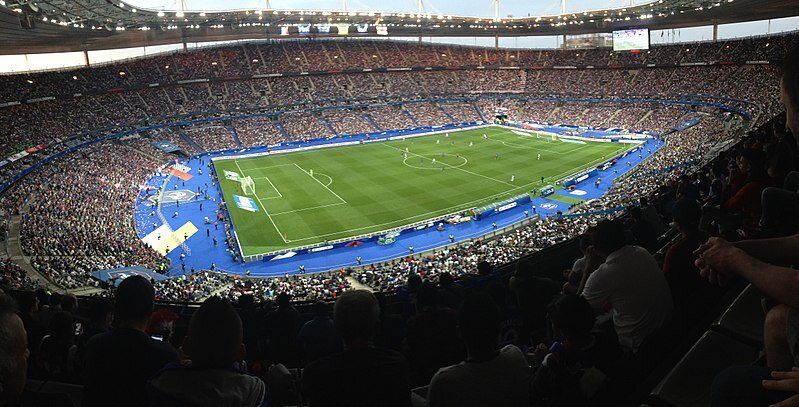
[0,0,798,405]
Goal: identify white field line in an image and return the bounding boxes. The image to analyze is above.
[246,163,297,171]
[270,202,347,217]
[251,176,283,198]
[382,142,517,188]
[234,159,288,243]
[292,163,347,204]
[258,150,620,245]
[233,127,633,250]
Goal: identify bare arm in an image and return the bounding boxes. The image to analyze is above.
[730,250,799,310]
[735,234,799,266]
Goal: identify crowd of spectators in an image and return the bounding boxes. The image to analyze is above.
[0,34,790,303]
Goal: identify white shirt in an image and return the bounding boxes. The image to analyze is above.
[428,345,531,407]
[582,245,673,352]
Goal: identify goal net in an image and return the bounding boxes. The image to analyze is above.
[240,176,256,195]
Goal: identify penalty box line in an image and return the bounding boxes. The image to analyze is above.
[250,176,283,199]
[234,159,289,243]
[293,163,348,205]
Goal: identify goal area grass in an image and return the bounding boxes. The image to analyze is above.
[213,125,632,257]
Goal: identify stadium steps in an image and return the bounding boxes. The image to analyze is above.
[320,118,337,136]
[437,104,457,123]
[179,131,207,155]
[403,109,421,127]
[473,103,488,122]
[4,214,62,291]
[634,110,655,129]
[274,121,290,139]
[345,276,373,291]
[363,114,382,132]
[227,126,244,149]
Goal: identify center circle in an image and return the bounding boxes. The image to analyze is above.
[402,154,468,170]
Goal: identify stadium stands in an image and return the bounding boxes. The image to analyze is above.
[1,31,799,406]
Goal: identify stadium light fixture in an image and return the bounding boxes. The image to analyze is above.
[157,10,164,17]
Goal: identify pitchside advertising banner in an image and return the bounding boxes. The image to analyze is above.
[233,195,260,212]
[224,170,241,181]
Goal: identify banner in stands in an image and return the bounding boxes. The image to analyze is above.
[233,195,259,212]
[376,25,388,35]
[298,24,311,34]
[317,23,330,33]
[92,266,168,286]
[0,144,45,168]
[152,140,181,153]
[335,23,350,35]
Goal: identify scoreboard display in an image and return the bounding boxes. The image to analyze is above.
[612,28,650,51]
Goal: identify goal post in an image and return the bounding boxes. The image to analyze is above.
[240,176,256,195]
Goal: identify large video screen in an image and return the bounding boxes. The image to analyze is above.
[612,28,650,51]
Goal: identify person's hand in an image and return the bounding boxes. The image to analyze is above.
[529,343,549,365]
[763,367,799,406]
[693,237,747,286]
[584,246,604,276]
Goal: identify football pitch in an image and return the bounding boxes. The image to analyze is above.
[213,125,633,257]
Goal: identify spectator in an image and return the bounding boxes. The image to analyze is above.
[578,219,673,353]
[532,294,622,406]
[707,45,799,407]
[267,293,300,364]
[302,290,410,407]
[16,291,42,361]
[760,46,799,236]
[83,276,179,407]
[427,293,531,407]
[37,311,77,381]
[509,257,561,335]
[0,294,28,406]
[297,301,343,365]
[148,297,268,407]
[145,309,179,344]
[662,198,718,328]
[79,298,113,346]
[565,234,592,292]
[405,282,464,385]
[60,294,78,316]
[626,206,659,253]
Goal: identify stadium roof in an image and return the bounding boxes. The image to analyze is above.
[1,0,798,54]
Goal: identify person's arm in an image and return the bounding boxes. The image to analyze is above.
[735,234,799,265]
[722,182,753,211]
[696,237,799,309]
[728,250,799,310]
[580,267,610,315]
[577,247,603,296]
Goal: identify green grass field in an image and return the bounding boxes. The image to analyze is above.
[213,125,632,256]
